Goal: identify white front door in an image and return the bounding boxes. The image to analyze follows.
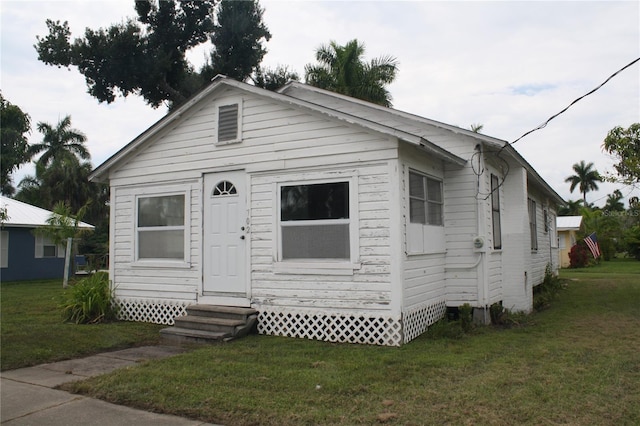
[203,171,247,297]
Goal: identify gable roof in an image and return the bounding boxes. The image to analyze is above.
[0,196,94,229]
[88,76,564,206]
[89,76,466,182]
[279,82,565,205]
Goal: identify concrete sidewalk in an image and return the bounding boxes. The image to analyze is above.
[1,346,219,425]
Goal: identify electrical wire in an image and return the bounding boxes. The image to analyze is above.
[475,57,640,200]
[500,57,640,153]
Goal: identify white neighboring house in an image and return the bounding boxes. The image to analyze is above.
[89,76,562,346]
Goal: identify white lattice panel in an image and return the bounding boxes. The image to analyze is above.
[402,300,447,343]
[113,298,188,325]
[258,308,403,346]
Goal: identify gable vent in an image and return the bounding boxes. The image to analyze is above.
[218,104,239,142]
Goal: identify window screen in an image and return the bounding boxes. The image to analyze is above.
[137,194,185,260]
[280,182,350,260]
[409,171,443,226]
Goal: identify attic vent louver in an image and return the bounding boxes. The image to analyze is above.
[218,104,239,142]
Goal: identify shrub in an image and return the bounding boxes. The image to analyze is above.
[533,264,563,311]
[60,272,116,324]
[569,241,591,268]
[458,303,474,332]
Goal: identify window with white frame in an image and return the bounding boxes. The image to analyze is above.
[35,234,64,258]
[528,198,538,250]
[279,181,350,260]
[491,174,502,249]
[136,194,186,260]
[1,231,8,268]
[407,169,445,254]
[409,170,443,226]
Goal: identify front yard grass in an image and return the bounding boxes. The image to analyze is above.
[1,279,162,371]
[60,259,640,425]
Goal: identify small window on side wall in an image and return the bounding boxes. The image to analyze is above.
[409,171,443,226]
[491,174,502,249]
[217,103,241,144]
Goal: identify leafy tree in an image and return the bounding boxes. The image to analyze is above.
[35,0,271,109]
[252,65,300,91]
[304,39,398,107]
[28,115,89,169]
[564,160,603,203]
[602,123,640,184]
[1,93,32,195]
[469,123,484,133]
[36,202,91,287]
[558,199,584,216]
[201,0,271,83]
[604,190,625,213]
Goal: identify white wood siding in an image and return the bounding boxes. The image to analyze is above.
[443,145,481,306]
[398,144,447,311]
[249,163,394,313]
[527,185,558,287]
[109,90,399,313]
[111,181,201,302]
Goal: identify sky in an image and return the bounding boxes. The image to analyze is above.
[1,0,639,207]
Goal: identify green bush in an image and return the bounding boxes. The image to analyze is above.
[458,303,474,332]
[60,272,116,324]
[569,241,591,268]
[533,264,563,311]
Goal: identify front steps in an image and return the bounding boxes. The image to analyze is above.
[160,305,258,345]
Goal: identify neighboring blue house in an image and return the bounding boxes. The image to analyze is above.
[0,196,94,282]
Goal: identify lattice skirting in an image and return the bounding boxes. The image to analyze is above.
[113,298,189,325]
[402,300,447,344]
[258,308,403,346]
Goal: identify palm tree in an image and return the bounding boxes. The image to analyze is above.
[558,199,584,216]
[565,160,603,203]
[304,39,398,107]
[604,190,625,212]
[28,115,90,168]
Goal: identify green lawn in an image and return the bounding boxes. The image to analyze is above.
[1,279,163,371]
[58,259,640,425]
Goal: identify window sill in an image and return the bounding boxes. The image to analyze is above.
[132,260,191,269]
[273,261,360,276]
[406,250,446,257]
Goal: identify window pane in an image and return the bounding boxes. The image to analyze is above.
[426,178,442,203]
[282,224,350,259]
[493,212,502,249]
[138,195,185,227]
[139,230,185,259]
[427,202,443,225]
[43,245,57,257]
[491,175,500,205]
[409,172,424,198]
[281,182,349,221]
[410,199,426,224]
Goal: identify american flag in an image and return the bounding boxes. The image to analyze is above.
[584,232,601,259]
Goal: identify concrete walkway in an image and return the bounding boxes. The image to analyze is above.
[1,346,219,425]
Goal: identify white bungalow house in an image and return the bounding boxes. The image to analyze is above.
[90,76,562,346]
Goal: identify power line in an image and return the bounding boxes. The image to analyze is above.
[501,57,640,152]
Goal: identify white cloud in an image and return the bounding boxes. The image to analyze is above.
[2,0,639,206]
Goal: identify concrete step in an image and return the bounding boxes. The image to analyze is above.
[174,315,245,333]
[160,327,231,345]
[186,304,258,321]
